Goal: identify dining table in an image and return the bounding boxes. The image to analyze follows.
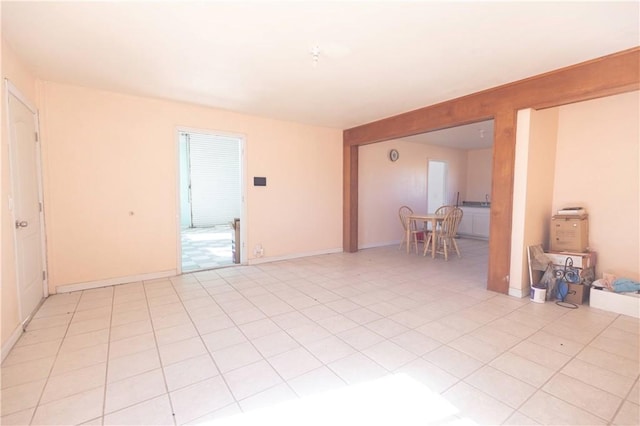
[406,213,446,257]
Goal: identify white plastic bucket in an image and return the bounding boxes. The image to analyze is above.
[530,286,547,303]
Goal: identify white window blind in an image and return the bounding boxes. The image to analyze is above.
[187,132,241,227]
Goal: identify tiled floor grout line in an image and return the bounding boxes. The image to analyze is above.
[612,375,640,423]
[403,296,618,422]
[251,268,476,395]
[216,258,624,422]
[190,269,364,405]
[102,287,182,418]
[87,281,162,424]
[342,276,492,381]
[141,280,179,426]
[4,241,637,425]
[166,275,244,421]
[450,345,554,421]
[7,274,456,422]
[196,272,313,405]
[279,293,400,380]
[26,293,82,425]
[412,294,526,390]
[500,309,623,424]
[180,277,286,410]
[97,287,117,425]
[246,270,415,379]
[538,312,629,424]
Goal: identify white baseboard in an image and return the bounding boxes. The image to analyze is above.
[248,248,343,265]
[1,323,24,363]
[509,287,529,299]
[55,270,177,293]
[359,240,401,250]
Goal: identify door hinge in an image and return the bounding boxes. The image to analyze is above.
[39,202,43,212]
[43,271,46,281]
[35,132,39,142]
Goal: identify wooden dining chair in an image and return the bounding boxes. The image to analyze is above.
[432,205,455,231]
[425,207,463,260]
[435,205,455,216]
[398,205,426,253]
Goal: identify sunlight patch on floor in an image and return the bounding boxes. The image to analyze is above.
[204,374,476,426]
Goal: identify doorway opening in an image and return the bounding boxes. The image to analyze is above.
[427,159,448,213]
[178,130,244,272]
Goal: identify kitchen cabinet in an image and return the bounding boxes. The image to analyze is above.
[458,207,490,239]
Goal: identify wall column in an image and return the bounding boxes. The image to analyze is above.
[487,108,517,293]
[343,143,358,252]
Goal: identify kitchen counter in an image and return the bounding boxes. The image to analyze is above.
[458,206,491,239]
[461,201,491,208]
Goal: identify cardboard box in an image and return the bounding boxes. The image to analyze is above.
[550,215,589,252]
[545,251,596,269]
[564,283,589,305]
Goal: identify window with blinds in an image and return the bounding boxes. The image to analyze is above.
[186,132,241,227]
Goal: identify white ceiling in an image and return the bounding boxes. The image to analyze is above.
[2,1,638,132]
[403,120,494,150]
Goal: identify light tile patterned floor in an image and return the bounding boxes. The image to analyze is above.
[181,226,235,272]
[1,239,639,425]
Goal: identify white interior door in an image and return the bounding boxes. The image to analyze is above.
[7,85,46,323]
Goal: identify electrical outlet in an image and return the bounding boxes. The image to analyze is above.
[254,244,264,258]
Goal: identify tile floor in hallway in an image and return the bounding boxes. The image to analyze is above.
[1,239,638,425]
[181,226,235,272]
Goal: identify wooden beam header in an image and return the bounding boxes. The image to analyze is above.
[344,47,639,146]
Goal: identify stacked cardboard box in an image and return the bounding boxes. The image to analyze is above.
[550,214,589,252]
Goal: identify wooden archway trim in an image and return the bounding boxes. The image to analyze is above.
[343,47,639,293]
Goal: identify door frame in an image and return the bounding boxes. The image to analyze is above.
[5,78,49,323]
[174,126,247,274]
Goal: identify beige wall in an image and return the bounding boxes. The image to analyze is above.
[38,82,343,291]
[510,91,639,297]
[510,108,559,297]
[554,91,639,280]
[465,148,493,202]
[1,39,38,350]
[358,139,466,248]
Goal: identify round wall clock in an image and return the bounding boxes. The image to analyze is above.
[389,149,399,162]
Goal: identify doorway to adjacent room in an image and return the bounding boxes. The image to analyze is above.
[427,159,448,213]
[177,130,244,272]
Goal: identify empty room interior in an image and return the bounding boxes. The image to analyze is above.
[1,2,639,425]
